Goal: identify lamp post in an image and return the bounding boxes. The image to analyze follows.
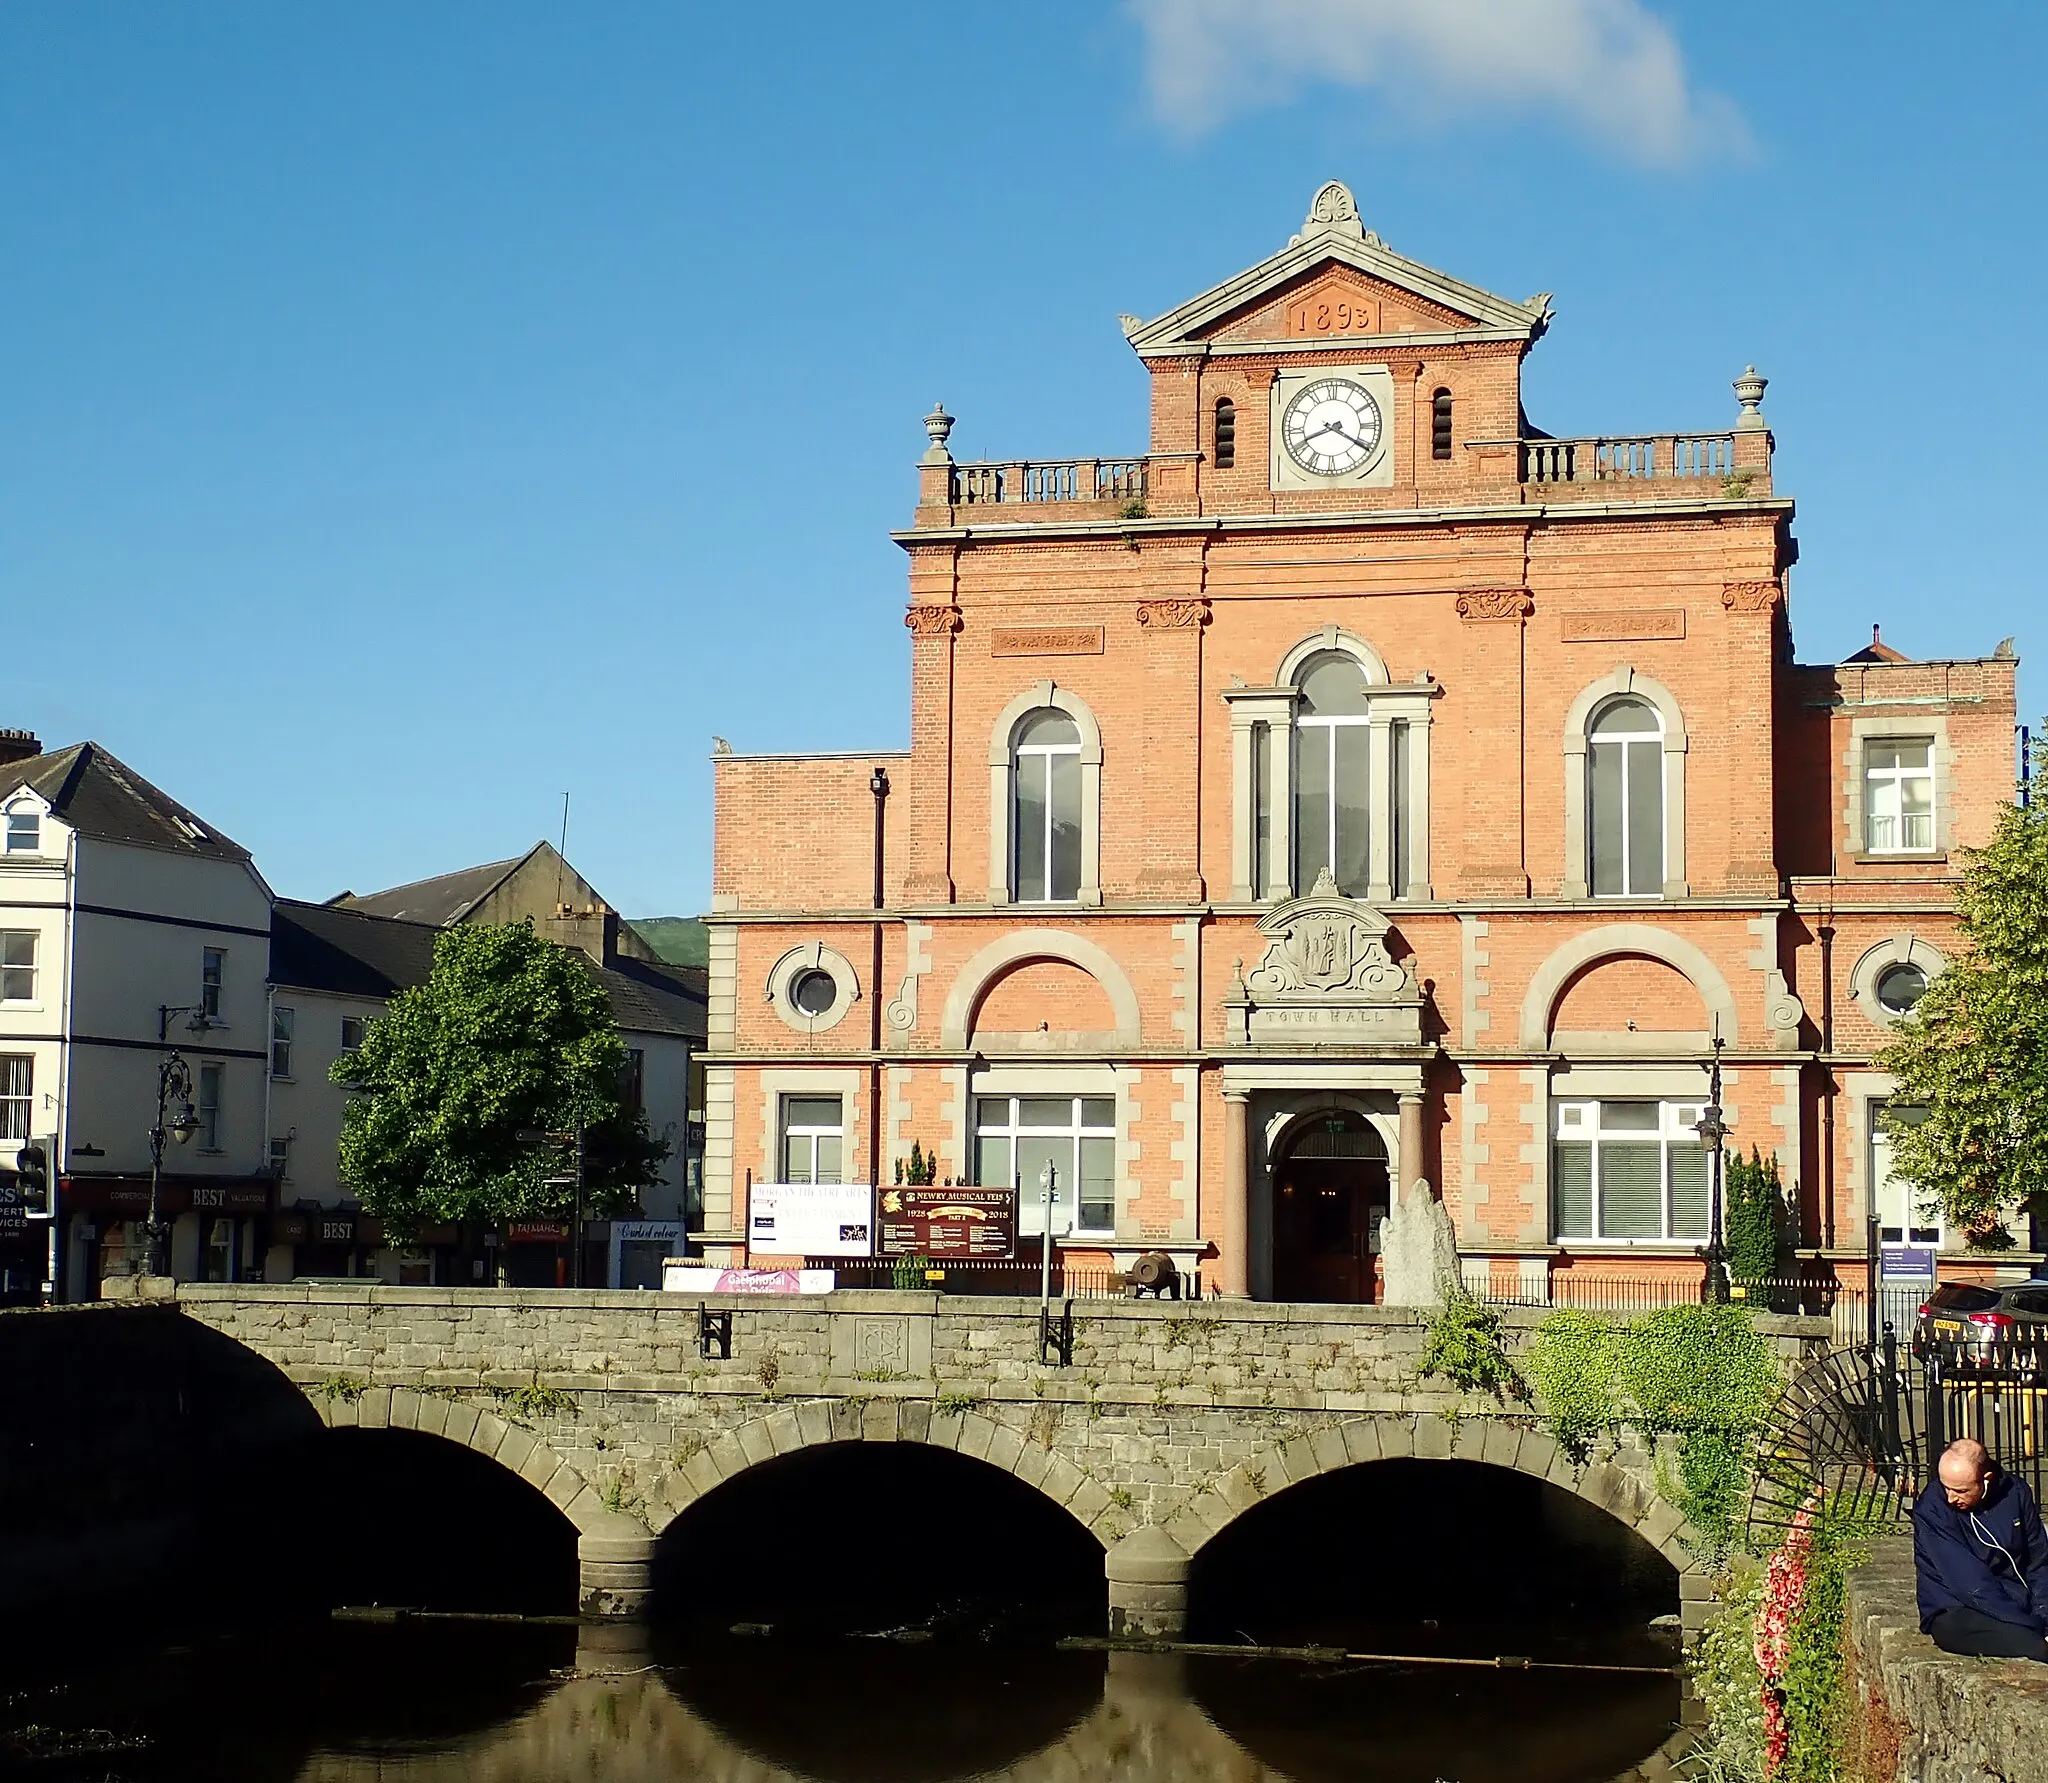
[1695,1029,1729,1306]
[143,1005,203,1278]
[1038,1158,1060,1316]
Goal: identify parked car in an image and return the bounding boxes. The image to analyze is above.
[1913,1280,2048,1375]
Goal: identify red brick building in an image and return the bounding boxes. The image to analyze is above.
[702,181,2019,1302]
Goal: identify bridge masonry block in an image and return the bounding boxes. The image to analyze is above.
[1105,1528,1191,1640]
[578,1515,658,1620]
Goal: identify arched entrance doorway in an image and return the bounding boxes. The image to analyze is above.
[1271,1108,1389,1303]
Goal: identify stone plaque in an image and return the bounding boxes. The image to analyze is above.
[991,627,1105,657]
[1559,609,1685,643]
[828,1313,933,1380]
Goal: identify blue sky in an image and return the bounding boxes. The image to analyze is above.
[3,3,2040,917]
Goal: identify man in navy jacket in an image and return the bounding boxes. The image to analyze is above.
[1914,1438,2048,1659]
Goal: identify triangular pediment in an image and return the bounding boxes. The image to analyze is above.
[1124,181,1550,355]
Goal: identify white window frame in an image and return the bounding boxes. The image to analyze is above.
[270,1005,294,1079]
[1871,1100,1941,1245]
[0,1054,30,1141]
[200,947,226,1021]
[1011,713,1084,904]
[779,1094,844,1185]
[1560,666,1688,900]
[986,682,1103,908]
[1552,1098,1710,1244]
[339,1015,368,1051]
[1293,654,1373,897]
[0,931,37,1004]
[269,1136,292,1181]
[973,1093,1117,1237]
[196,1061,224,1152]
[1864,738,1936,856]
[1586,697,1666,899]
[3,806,38,855]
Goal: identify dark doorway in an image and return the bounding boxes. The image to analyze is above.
[1271,1108,1388,1303]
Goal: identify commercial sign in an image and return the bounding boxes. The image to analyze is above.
[661,1265,836,1295]
[614,1220,683,1245]
[507,1220,571,1244]
[877,1186,1017,1259]
[0,1182,24,1236]
[746,1182,873,1258]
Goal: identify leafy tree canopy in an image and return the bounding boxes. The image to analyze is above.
[1876,752,2048,1245]
[331,921,668,1234]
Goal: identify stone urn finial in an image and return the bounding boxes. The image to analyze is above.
[921,401,956,464]
[1733,365,1768,430]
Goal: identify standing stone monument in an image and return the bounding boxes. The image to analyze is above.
[1379,1183,1458,1307]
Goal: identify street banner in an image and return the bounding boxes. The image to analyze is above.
[877,1185,1017,1258]
[661,1265,835,1294]
[746,1181,874,1257]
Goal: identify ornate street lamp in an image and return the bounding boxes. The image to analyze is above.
[1695,1028,1730,1305]
[142,1005,204,1278]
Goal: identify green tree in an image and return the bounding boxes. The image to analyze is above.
[1876,756,2048,1246]
[332,922,668,1234]
[1725,1147,1786,1284]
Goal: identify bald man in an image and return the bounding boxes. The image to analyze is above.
[1913,1438,2048,1659]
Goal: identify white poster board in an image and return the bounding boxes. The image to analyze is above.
[747,1181,874,1257]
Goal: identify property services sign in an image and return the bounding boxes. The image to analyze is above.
[747,1181,874,1258]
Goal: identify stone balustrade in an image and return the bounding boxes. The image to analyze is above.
[948,457,1149,507]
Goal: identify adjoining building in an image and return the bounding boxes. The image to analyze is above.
[702,181,2019,1302]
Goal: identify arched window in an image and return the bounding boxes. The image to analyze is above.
[1293,652,1371,895]
[1588,698,1664,897]
[1013,710,1082,902]
[1431,389,1453,461]
[1214,397,1236,469]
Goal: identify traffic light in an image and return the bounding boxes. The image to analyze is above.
[15,1141,49,1217]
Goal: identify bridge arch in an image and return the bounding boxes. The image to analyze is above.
[295,1381,617,1536]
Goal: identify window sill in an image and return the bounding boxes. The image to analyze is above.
[1852,851,1947,866]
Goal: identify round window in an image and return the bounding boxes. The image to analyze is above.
[1876,962,1929,1015]
[789,969,838,1018]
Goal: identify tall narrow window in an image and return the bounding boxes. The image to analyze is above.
[780,1096,843,1183]
[1013,710,1083,902]
[1251,722,1271,901]
[1431,388,1454,460]
[0,1055,30,1140]
[1866,739,1935,853]
[1293,652,1371,895]
[622,1047,646,1111]
[1214,397,1236,469]
[1871,1102,1938,1243]
[270,1006,294,1078]
[201,946,226,1020]
[1588,698,1664,897]
[1390,720,1411,899]
[197,1061,224,1151]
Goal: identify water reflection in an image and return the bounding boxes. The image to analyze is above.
[9,1621,1684,1783]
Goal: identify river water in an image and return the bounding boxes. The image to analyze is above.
[6,1616,1685,1782]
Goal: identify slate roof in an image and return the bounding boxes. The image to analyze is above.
[6,742,252,862]
[332,850,534,924]
[270,897,707,1042]
[271,899,440,998]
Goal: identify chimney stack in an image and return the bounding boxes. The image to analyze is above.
[0,730,41,768]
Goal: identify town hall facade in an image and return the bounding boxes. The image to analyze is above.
[700,182,2018,1301]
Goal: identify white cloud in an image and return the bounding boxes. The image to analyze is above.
[1130,0,1748,169]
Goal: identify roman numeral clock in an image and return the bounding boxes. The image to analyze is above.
[1270,366,1397,490]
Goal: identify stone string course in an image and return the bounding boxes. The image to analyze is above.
[178,1284,1823,1631]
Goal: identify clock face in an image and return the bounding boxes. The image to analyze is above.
[1281,378,1383,476]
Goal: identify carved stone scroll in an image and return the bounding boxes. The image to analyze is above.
[904,604,964,639]
[1135,598,1210,630]
[1721,581,1781,614]
[1455,589,1535,622]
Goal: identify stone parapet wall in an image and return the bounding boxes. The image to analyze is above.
[1844,1538,2048,1783]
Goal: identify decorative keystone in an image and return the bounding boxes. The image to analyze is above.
[1733,365,1769,430]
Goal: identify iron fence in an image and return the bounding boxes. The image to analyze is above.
[1475,1271,1929,1351]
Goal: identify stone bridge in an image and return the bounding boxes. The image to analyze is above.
[150,1282,1827,1636]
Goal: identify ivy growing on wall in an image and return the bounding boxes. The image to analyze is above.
[1417,1283,1530,1403]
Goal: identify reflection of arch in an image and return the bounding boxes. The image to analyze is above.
[987,681,1103,907]
[296,1383,611,1534]
[1562,665,1689,898]
[1519,923,1739,1050]
[643,1398,1117,1548]
[1161,1416,1709,1589]
[939,928,1142,1052]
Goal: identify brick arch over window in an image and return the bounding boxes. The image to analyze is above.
[987,681,1104,906]
[1274,624,1389,687]
[1518,924,1740,1050]
[1562,666,1689,899]
[939,928,1141,1052]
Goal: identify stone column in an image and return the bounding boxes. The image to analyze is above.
[578,1515,658,1619]
[1105,1526,1191,1638]
[1218,1088,1250,1298]
[1398,1091,1427,1199]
